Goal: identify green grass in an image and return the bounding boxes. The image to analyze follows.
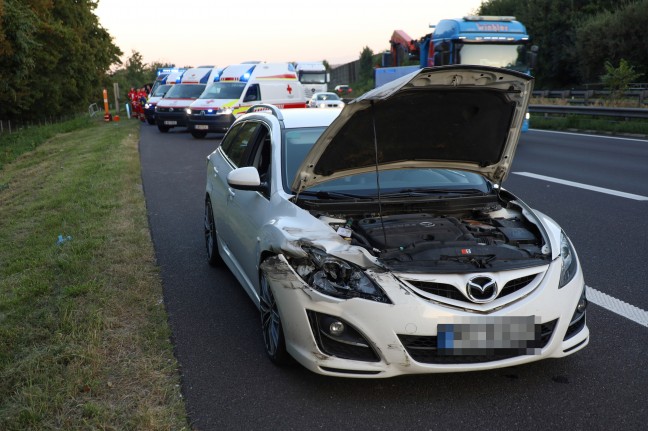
[0,118,187,430]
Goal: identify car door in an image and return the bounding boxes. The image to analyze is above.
[208,121,260,275]
[224,122,274,297]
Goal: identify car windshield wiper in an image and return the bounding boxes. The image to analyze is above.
[297,190,374,200]
[379,188,487,198]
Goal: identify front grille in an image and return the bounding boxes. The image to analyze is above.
[397,319,557,364]
[407,273,538,304]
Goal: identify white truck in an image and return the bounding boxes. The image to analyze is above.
[295,62,329,98]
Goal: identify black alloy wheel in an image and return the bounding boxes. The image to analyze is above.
[260,267,291,365]
[204,198,222,266]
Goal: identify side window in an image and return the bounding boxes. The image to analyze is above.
[222,122,259,167]
[243,84,260,102]
[219,123,243,156]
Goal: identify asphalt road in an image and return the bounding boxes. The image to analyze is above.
[139,125,648,431]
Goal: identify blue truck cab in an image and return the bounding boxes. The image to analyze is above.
[421,16,536,131]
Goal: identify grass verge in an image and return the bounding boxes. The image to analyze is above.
[0,118,187,429]
[530,115,648,136]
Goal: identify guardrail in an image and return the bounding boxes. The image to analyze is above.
[528,105,648,119]
[532,89,648,106]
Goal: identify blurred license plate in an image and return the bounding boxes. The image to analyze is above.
[437,316,541,356]
[195,125,209,130]
[164,121,177,125]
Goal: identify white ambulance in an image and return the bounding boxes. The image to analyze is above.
[144,70,185,125]
[186,62,307,138]
[155,66,221,133]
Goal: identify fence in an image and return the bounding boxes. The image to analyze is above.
[529,105,648,120]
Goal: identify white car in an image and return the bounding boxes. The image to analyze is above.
[308,92,345,109]
[204,66,589,378]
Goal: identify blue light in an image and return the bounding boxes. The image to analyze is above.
[242,72,251,81]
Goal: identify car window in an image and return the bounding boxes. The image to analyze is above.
[249,125,272,198]
[243,84,260,102]
[220,122,259,167]
[282,127,327,192]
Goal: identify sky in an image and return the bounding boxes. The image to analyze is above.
[95,0,485,68]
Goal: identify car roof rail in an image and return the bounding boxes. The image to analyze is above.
[246,104,285,124]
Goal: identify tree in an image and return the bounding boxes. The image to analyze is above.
[358,46,374,83]
[0,0,122,121]
[601,59,642,100]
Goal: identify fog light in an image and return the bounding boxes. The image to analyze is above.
[329,321,345,336]
[577,297,588,313]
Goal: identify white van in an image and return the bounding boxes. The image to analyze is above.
[144,70,185,125]
[154,66,221,133]
[186,63,307,138]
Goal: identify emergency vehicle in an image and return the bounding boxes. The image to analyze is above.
[295,62,329,98]
[155,66,221,133]
[186,62,307,139]
[144,70,185,125]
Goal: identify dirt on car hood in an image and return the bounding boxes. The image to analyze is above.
[292,65,533,193]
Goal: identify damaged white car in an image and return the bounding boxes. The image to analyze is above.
[204,66,589,378]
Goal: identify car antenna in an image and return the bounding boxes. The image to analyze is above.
[371,101,388,249]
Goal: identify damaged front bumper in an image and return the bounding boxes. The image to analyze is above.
[261,254,589,378]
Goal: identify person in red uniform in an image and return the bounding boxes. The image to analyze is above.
[136,87,148,121]
[128,87,138,119]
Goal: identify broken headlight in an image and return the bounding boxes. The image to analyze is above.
[292,247,391,304]
[559,232,578,288]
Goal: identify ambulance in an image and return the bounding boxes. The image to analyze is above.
[186,62,307,138]
[144,70,185,125]
[154,66,221,133]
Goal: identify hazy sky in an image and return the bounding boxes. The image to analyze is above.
[95,0,485,68]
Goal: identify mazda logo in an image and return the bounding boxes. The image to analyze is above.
[466,276,498,303]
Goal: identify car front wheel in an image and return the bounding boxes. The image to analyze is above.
[204,198,222,266]
[157,124,170,133]
[260,267,291,365]
[191,130,207,139]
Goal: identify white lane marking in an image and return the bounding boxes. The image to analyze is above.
[587,286,648,328]
[530,129,648,143]
[513,172,648,201]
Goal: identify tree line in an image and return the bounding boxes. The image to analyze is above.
[478,0,647,88]
[2,0,646,123]
[0,0,124,122]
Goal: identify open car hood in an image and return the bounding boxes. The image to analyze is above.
[291,66,533,193]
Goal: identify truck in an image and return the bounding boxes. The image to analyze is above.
[295,62,329,98]
[377,16,537,130]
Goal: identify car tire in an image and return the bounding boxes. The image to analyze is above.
[191,130,207,139]
[147,118,155,125]
[260,267,291,366]
[157,124,170,133]
[204,197,223,266]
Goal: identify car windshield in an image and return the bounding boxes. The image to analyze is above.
[199,82,246,99]
[457,43,530,72]
[299,72,327,84]
[282,127,489,196]
[153,84,171,97]
[316,93,340,101]
[165,84,206,98]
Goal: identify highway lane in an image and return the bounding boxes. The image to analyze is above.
[507,130,648,310]
[139,125,648,430]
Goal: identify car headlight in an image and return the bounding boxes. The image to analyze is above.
[291,246,391,303]
[185,108,192,115]
[145,103,151,109]
[220,108,233,115]
[559,232,578,288]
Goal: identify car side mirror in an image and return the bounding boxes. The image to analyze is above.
[227,166,268,192]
